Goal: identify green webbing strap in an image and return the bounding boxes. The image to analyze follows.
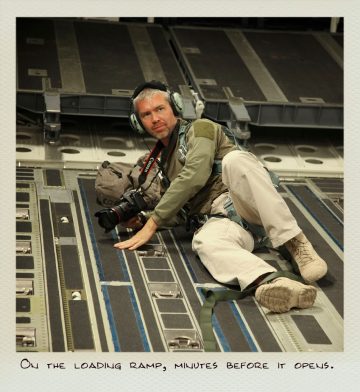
[223,197,268,243]
[212,159,223,175]
[223,197,245,227]
[178,121,192,159]
[199,270,304,352]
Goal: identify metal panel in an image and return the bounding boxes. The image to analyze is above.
[313,32,343,69]
[44,169,63,187]
[128,25,167,82]
[68,300,95,350]
[74,21,143,94]
[17,18,62,91]
[291,315,332,344]
[170,26,266,101]
[54,20,86,93]
[40,199,66,351]
[16,256,34,269]
[243,31,343,104]
[61,245,84,290]
[225,30,287,102]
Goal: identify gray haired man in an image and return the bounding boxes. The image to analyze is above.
[112,81,327,313]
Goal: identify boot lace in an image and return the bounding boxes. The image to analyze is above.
[288,238,313,267]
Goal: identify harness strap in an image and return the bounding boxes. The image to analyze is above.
[177,121,192,164]
[177,120,280,190]
[223,197,245,228]
[212,160,223,175]
[223,197,269,249]
[199,270,304,351]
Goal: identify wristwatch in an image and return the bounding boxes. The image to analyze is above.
[137,212,147,226]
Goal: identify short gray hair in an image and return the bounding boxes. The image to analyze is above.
[133,88,170,113]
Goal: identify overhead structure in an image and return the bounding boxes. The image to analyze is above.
[17,18,343,142]
[169,26,343,133]
[16,18,196,142]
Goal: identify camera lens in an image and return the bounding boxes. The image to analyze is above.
[95,190,148,232]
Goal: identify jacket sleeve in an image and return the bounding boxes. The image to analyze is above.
[151,122,216,226]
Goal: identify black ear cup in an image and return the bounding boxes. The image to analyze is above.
[129,80,183,133]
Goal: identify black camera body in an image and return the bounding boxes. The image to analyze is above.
[95,189,148,232]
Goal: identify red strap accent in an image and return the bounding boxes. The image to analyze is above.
[138,141,163,186]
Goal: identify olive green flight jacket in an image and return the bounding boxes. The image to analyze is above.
[151,118,236,227]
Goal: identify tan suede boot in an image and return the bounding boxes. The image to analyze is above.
[255,277,317,313]
[285,232,328,283]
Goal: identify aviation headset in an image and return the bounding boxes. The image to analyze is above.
[129,80,184,134]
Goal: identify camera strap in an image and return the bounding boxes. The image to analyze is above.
[138,140,164,187]
[137,123,189,221]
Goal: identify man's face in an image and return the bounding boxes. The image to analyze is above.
[136,92,178,144]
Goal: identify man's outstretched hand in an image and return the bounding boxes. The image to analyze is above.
[114,216,158,251]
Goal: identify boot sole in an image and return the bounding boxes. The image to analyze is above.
[255,279,317,313]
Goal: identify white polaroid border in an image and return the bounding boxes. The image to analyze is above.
[2,1,359,391]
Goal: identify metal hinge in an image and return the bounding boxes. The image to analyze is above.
[16,327,36,347]
[16,208,30,220]
[168,336,201,349]
[149,283,182,299]
[16,241,32,254]
[164,330,203,352]
[167,335,202,351]
[137,244,166,257]
[16,280,34,295]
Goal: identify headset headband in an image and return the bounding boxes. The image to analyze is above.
[131,80,168,102]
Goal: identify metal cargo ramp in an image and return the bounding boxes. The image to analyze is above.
[16,163,343,352]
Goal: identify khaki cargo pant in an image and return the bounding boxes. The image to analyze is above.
[192,150,301,290]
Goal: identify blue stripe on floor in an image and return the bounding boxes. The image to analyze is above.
[101,285,121,352]
[127,286,151,352]
[229,302,258,352]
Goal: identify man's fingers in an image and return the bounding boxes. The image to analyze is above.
[113,240,133,249]
[113,217,158,251]
[113,237,143,250]
[129,243,142,251]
